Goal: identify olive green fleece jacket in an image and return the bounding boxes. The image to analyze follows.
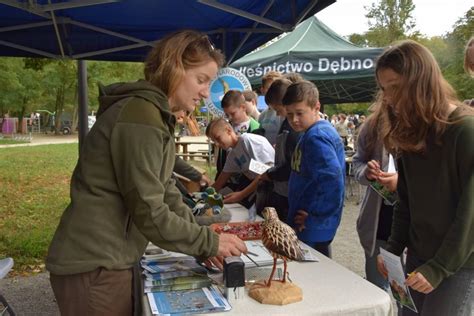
[385,108,474,289]
[46,80,218,275]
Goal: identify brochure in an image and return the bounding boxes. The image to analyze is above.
[144,279,213,293]
[370,181,397,206]
[147,285,231,315]
[370,154,398,206]
[241,240,274,267]
[142,257,207,275]
[379,248,418,313]
[248,158,272,175]
[299,242,319,262]
[143,269,206,281]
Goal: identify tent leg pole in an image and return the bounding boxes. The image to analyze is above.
[77,60,89,152]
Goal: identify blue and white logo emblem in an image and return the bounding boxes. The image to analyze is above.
[204,67,251,116]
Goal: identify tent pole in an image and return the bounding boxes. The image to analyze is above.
[77,59,89,152]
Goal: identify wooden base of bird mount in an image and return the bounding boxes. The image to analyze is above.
[248,281,303,305]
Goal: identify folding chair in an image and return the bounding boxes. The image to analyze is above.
[0,258,15,316]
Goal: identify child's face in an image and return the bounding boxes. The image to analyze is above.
[210,127,234,150]
[224,104,248,124]
[285,101,319,132]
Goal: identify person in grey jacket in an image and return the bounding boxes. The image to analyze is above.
[352,104,398,290]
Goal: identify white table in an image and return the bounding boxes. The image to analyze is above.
[142,204,393,316]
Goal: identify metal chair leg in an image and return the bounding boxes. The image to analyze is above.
[0,293,16,316]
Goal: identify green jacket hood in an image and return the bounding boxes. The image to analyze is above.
[97,80,174,126]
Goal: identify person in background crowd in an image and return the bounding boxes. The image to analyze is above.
[242,90,260,120]
[335,113,349,146]
[353,101,398,292]
[375,40,473,316]
[221,90,260,135]
[207,118,274,207]
[258,78,302,221]
[283,72,304,83]
[46,30,247,316]
[283,81,345,258]
[215,90,261,180]
[258,71,283,145]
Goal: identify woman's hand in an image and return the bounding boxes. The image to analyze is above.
[377,172,398,192]
[200,174,213,187]
[294,210,308,232]
[376,254,388,279]
[217,233,247,257]
[223,191,243,203]
[406,271,434,294]
[365,160,381,181]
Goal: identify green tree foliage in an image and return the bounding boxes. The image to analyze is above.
[364,0,419,47]
[87,61,143,111]
[0,57,144,133]
[442,8,474,102]
[0,58,44,123]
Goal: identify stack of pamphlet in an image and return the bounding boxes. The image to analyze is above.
[141,247,231,315]
[141,255,211,293]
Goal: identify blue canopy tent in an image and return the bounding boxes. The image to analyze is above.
[0,0,334,146]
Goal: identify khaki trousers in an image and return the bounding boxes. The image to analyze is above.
[50,268,133,316]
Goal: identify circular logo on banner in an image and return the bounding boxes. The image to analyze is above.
[204,67,251,117]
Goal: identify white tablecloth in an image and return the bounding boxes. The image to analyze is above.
[142,204,393,316]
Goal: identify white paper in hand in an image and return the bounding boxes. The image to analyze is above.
[248,159,272,175]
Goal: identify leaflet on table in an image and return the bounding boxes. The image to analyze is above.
[242,240,274,267]
[141,257,207,274]
[242,240,319,267]
[142,244,189,263]
[143,269,207,281]
[144,278,213,293]
[379,248,418,313]
[299,242,319,262]
[147,285,231,315]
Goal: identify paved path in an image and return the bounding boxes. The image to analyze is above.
[0,133,78,148]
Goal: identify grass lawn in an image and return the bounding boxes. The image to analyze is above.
[0,143,78,275]
[0,143,214,274]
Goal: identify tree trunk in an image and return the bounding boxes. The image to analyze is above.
[71,85,78,133]
[19,101,27,133]
[54,84,65,135]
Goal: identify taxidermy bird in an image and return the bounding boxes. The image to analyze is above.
[261,207,304,286]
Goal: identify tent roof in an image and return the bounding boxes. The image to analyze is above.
[230,16,384,104]
[0,0,334,63]
[234,15,363,64]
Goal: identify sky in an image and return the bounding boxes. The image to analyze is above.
[316,0,472,37]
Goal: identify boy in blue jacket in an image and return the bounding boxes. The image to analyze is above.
[283,81,345,258]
